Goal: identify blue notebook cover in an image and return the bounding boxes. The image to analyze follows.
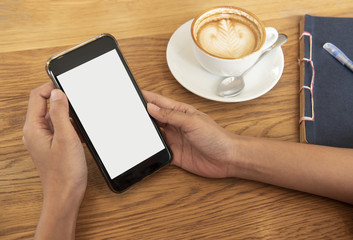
[299,15,353,148]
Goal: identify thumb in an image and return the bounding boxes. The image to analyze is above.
[147,102,189,129]
[49,89,73,136]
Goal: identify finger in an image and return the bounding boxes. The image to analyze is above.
[49,89,74,138]
[25,82,55,125]
[153,117,168,129]
[147,102,190,129]
[45,112,54,133]
[70,117,85,143]
[142,90,196,114]
[22,136,27,148]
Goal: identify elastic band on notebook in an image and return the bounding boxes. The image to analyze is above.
[299,31,315,124]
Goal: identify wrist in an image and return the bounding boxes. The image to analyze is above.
[42,181,86,211]
[41,194,82,222]
[226,135,261,179]
[41,184,85,226]
[35,186,85,240]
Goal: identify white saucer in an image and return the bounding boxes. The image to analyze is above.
[166,20,285,102]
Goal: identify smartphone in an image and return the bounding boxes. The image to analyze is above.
[46,33,172,192]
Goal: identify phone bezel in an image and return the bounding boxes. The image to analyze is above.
[46,34,172,192]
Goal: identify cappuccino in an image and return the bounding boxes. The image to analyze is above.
[191,7,278,76]
[192,7,264,59]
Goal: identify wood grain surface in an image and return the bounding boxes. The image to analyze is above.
[1,0,353,239]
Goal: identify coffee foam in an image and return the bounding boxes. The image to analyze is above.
[193,8,264,59]
[197,18,257,59]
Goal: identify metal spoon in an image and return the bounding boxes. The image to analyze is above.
[217,34,288,97]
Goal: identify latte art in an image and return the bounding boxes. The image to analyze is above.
[191,6,274,77]
[197,19,258,59]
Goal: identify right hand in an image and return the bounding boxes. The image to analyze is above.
[23,82,87,240]
[143,91,235,178]
[23,83,87,203]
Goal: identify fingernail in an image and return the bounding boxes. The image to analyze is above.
[147,103,160,112]
[50,89,62,101]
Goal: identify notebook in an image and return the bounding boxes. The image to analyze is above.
[299,15,353,148]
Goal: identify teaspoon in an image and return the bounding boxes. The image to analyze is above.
[217,33,288,97]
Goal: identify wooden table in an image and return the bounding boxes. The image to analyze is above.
[1,0,353,239]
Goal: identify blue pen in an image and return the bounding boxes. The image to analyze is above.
[323,42,353,73]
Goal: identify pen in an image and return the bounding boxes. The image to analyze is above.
[323,42,353,73]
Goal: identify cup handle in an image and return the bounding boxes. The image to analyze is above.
[262,27,279,51]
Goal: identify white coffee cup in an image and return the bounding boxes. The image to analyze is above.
[191,6,278,77]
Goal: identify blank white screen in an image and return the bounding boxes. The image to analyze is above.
[57,49,164,179]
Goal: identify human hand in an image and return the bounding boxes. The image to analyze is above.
[23,82,87,205]
[143,91,236,178]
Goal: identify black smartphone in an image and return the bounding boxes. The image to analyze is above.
[46,33,172,192]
